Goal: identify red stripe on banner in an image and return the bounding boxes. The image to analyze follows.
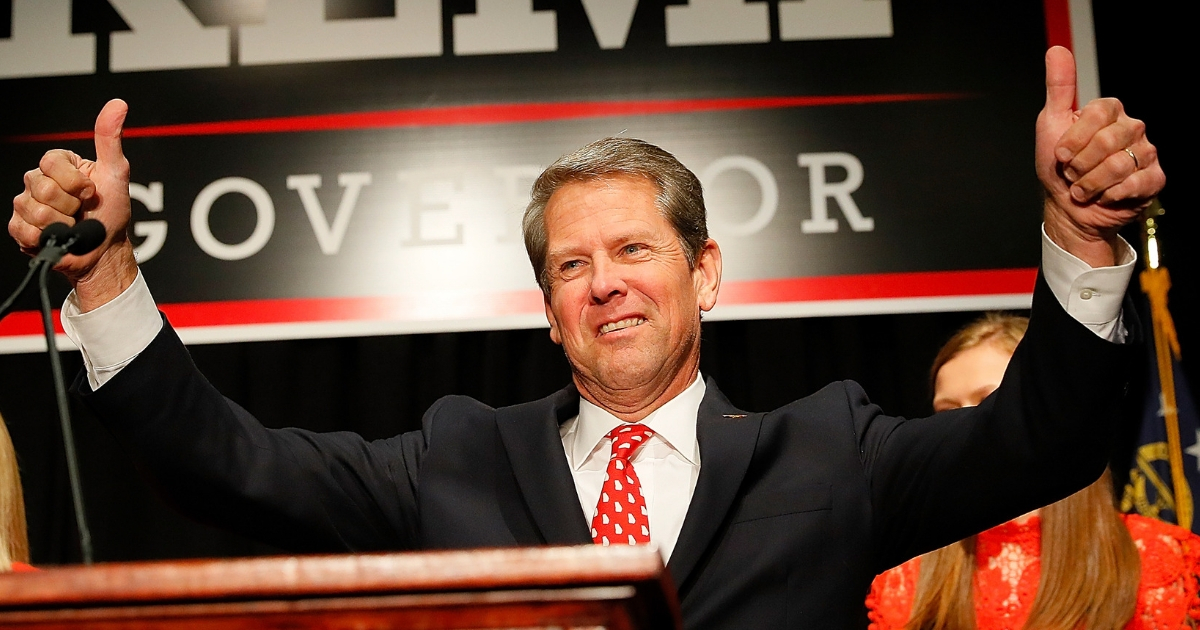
[6,93,973,143]
[158,290,547,328]
[718,268,1036,304]
[1,310,65,336]
[1043,0,1074,51]
[0,268,1036,338]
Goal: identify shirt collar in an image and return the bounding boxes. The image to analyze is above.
[569,373,706,469]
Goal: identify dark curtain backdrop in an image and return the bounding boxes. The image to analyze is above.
[0,0,1192,566]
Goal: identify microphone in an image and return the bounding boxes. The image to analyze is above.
[38,222,72,249]
[1,221,87,319]
[67,219,106,256]
[34,219,106,265]
[33,220,102,565]
[0,219,102,564]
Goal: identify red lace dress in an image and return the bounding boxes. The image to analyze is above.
[866,514,1200,629]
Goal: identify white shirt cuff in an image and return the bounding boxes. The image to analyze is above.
[61,269,162,391]
[1040,225,1136,342]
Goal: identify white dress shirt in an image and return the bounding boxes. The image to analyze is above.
[560,373,705,561]
[59,227,1137,559]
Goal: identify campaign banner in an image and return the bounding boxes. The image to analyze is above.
[0,0,1094,353]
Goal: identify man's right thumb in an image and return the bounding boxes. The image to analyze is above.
[93,99,128,165]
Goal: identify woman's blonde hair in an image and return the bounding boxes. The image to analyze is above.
[928,312,1027,396]
[0,413,30,571]
[904,313,1140,630]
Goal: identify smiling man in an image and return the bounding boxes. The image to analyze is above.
[7,48,1167,628]
[533,154,720,421]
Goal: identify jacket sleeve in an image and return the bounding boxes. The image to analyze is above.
[77,317,424,553]
[857,272,1136,571]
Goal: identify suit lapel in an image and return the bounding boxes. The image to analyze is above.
[667,378,762,591]
[495,385,592,545]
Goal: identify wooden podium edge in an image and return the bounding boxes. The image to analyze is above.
[0,545,680,628]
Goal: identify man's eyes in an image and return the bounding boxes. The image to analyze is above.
[556,245,646,274]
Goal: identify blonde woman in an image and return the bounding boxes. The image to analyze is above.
[0,413,32,572]
[866,314,1200,630]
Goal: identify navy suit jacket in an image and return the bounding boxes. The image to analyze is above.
[79,275,1132,628]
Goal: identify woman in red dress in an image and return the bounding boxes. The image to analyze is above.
[866,314,1200,630]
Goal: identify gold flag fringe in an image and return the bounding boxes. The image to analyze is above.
[1139,262,1192,529]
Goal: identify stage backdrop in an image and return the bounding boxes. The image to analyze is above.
[0,0,1096,353]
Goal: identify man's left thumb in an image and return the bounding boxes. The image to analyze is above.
[93,99,128,167]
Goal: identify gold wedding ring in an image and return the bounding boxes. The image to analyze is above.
[1124,147,1140,169]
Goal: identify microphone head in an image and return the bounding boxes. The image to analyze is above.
[67,219,107,256]
[38,223,72,249]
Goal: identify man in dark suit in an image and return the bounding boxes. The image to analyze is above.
[8,48,1166,628]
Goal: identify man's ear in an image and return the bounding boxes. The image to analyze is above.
[694,238,722,312]
[544,294,562,345]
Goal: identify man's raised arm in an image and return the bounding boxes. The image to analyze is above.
[10,99,160,388]
[1035,47,1165,341]
[9,102,425,553]
[11,99,139,309]
[863,47,1167,568]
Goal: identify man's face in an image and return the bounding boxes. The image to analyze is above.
[541,175,720,404]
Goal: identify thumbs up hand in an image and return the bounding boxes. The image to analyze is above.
[1037,47,1165,268]
[9,99,138,311]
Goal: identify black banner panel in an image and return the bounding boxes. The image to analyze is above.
[0,0,1089,352]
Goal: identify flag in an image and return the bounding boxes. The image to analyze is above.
[1120,262,1200,534]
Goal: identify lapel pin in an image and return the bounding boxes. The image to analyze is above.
[722,414,747,418]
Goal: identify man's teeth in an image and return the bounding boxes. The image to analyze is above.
[600,318,646,334]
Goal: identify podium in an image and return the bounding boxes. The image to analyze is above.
[0,545,680,629]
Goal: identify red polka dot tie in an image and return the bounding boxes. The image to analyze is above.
[590,423,655,546]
